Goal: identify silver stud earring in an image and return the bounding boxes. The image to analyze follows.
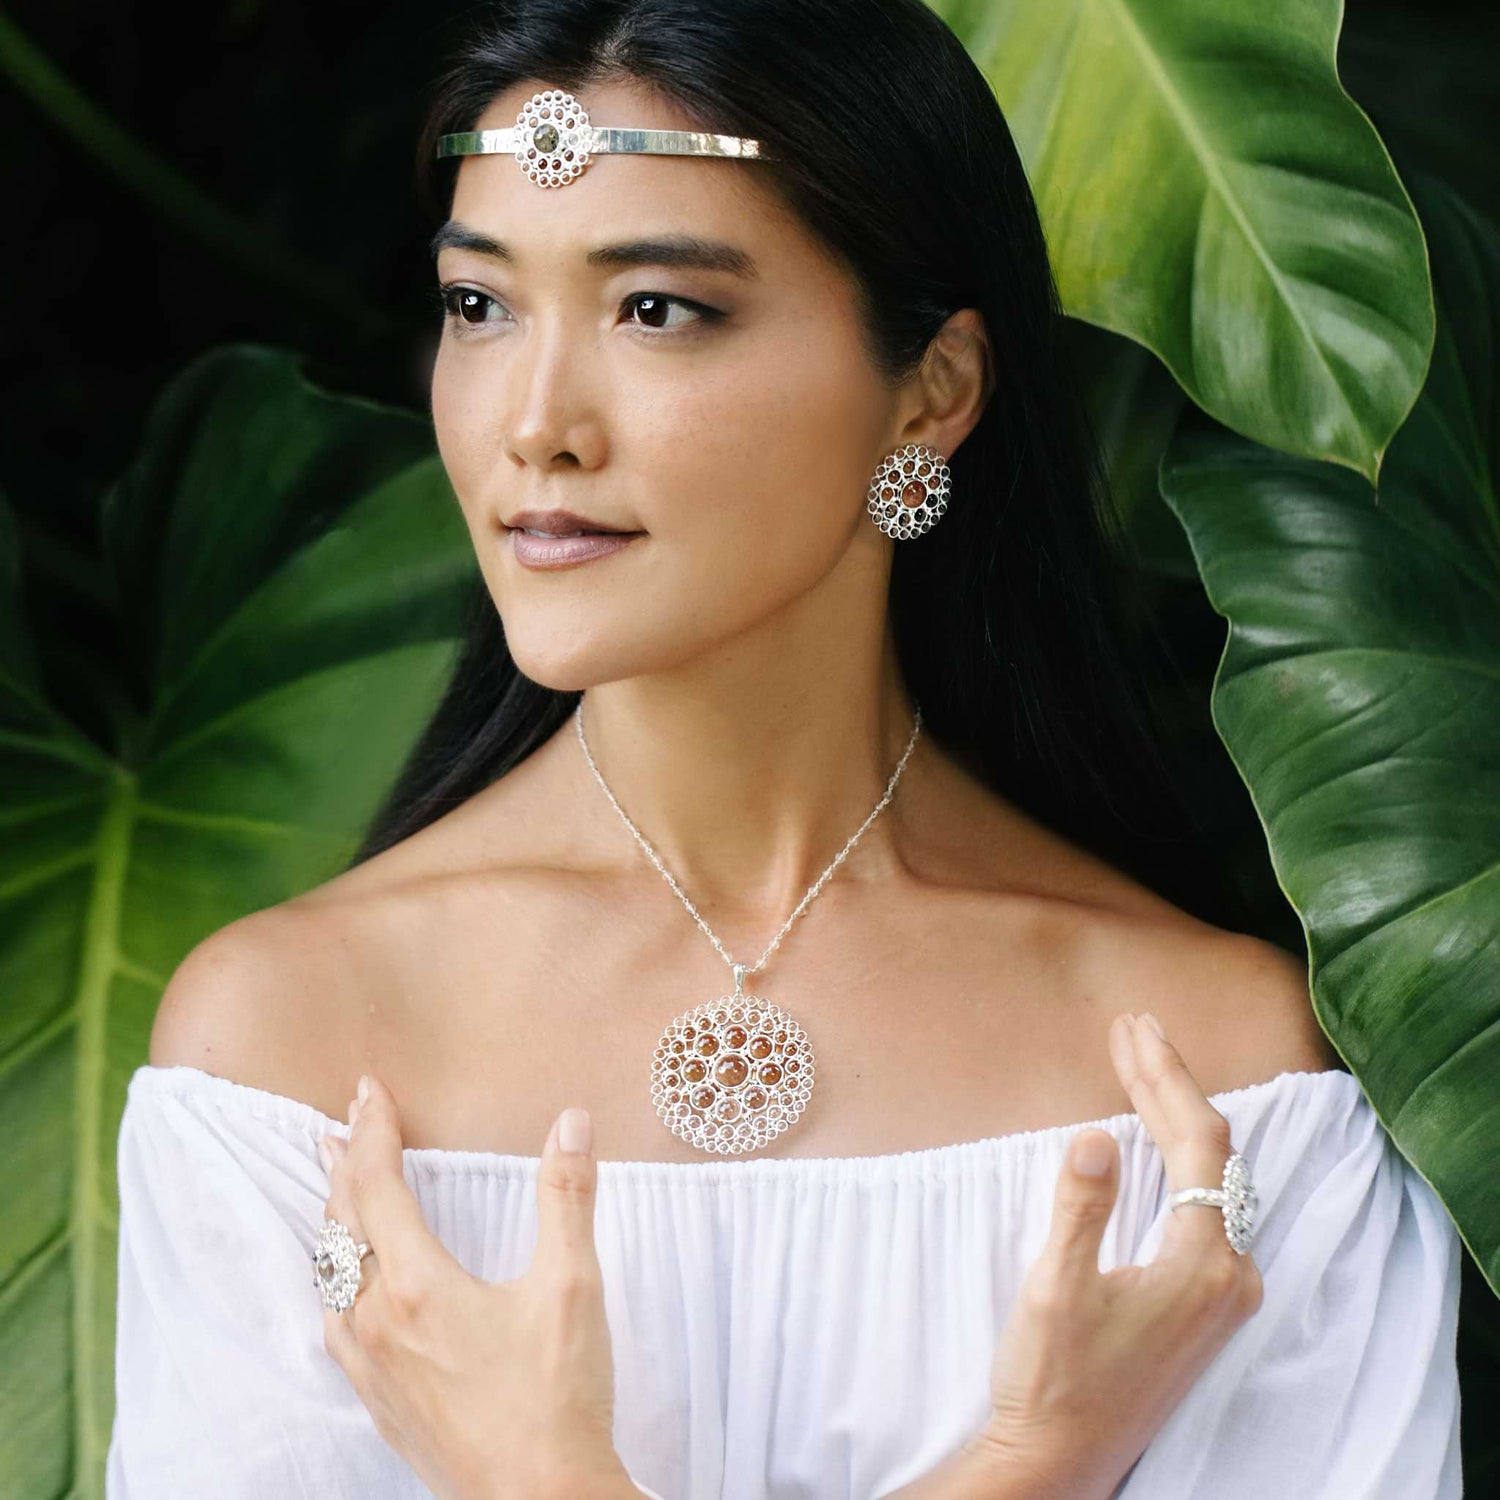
[866,443,952,540]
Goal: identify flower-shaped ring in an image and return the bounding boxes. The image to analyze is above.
[313,1216,374,1312]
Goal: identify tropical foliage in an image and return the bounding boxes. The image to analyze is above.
[1,0,1494,1492]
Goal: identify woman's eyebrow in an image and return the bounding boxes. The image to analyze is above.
[429,220,759,279]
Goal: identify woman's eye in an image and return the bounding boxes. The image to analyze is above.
[622,292,717,332]
[437,286,503,328]
[433,285,720,336]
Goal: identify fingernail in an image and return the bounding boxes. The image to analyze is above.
[317,1137,334,1173]
[1141,1012,1166,1040]
[557,1107,592,1155]
[1072,1132,1113,1176]
[357,1075,370,1105]
[348,1096,360,1127]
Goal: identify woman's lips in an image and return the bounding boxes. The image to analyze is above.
[508,528,644,569]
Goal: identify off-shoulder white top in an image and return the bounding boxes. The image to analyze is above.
[105,1063,1462,1498]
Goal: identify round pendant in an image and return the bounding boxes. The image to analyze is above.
[651,994,815,1155]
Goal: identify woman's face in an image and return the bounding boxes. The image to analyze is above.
[431,76,943,690]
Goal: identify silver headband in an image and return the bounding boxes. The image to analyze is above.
[436,89,770,188]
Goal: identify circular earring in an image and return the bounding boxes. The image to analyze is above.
[866,443,952,540]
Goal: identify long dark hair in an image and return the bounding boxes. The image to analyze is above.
[352,0,1241,927]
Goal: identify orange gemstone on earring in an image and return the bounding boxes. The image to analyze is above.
[902,480,926,508]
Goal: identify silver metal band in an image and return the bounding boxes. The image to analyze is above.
[436,126,768,160]
[1167,1186,1228,1210]
[435,88,769,188]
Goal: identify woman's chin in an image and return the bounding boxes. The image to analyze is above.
[500,640,644,695]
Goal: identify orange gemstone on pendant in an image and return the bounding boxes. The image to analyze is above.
[714,1054,749,1087]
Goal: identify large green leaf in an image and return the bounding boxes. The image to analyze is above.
[1159,176,1500,1294]
[0,345,475,1495]
[937,0,1435,482]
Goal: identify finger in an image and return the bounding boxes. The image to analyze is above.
[320,1130,371,1280]
[1038,1127,1120,1282]
[343,1074,442,1290]
[318,1134,378,1357]
[1111,1014,1237,1257]
[1111,1013,1224,1148]
[533,1106,603,1276]
[322,1105,374,1307]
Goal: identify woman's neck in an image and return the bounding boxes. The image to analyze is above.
[566,646,924,919]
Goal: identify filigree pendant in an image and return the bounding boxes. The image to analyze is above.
[651,965,815,1155]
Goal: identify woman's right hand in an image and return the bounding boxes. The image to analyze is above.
[969,1011,1264,1500]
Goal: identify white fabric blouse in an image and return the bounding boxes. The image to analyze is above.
[105,1062,1463,1499]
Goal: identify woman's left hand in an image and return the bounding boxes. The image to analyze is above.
[317,1075,635,1500]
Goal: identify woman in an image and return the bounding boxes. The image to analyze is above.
[105,0,1462,1496]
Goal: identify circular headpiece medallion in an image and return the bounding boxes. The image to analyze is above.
[515,89,594,187]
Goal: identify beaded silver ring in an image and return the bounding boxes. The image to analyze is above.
[312,1217,374,1312]
[1167,1151,1259,1254]
[867,443,953,540]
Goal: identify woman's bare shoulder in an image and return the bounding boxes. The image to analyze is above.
[146,897,367,1120]
[1070,898,1345,1098]
[145,777,560,1120]
[935,761,1345,1096]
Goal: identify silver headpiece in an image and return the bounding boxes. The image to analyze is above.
[436,88,771,188]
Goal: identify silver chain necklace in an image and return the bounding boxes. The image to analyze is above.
[574,697,924,1155]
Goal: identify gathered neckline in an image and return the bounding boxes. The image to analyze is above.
[130,1062,1361,1186]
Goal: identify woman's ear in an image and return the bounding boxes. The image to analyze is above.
[901,308,994,458]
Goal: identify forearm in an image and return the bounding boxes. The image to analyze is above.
[876,1429,1118,1500]
[475,1459,653,1500]
[552,1464,663,1500]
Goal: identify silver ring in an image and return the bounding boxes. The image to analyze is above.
[1167,1151,1258,1254]
[313,1217,374,1312]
